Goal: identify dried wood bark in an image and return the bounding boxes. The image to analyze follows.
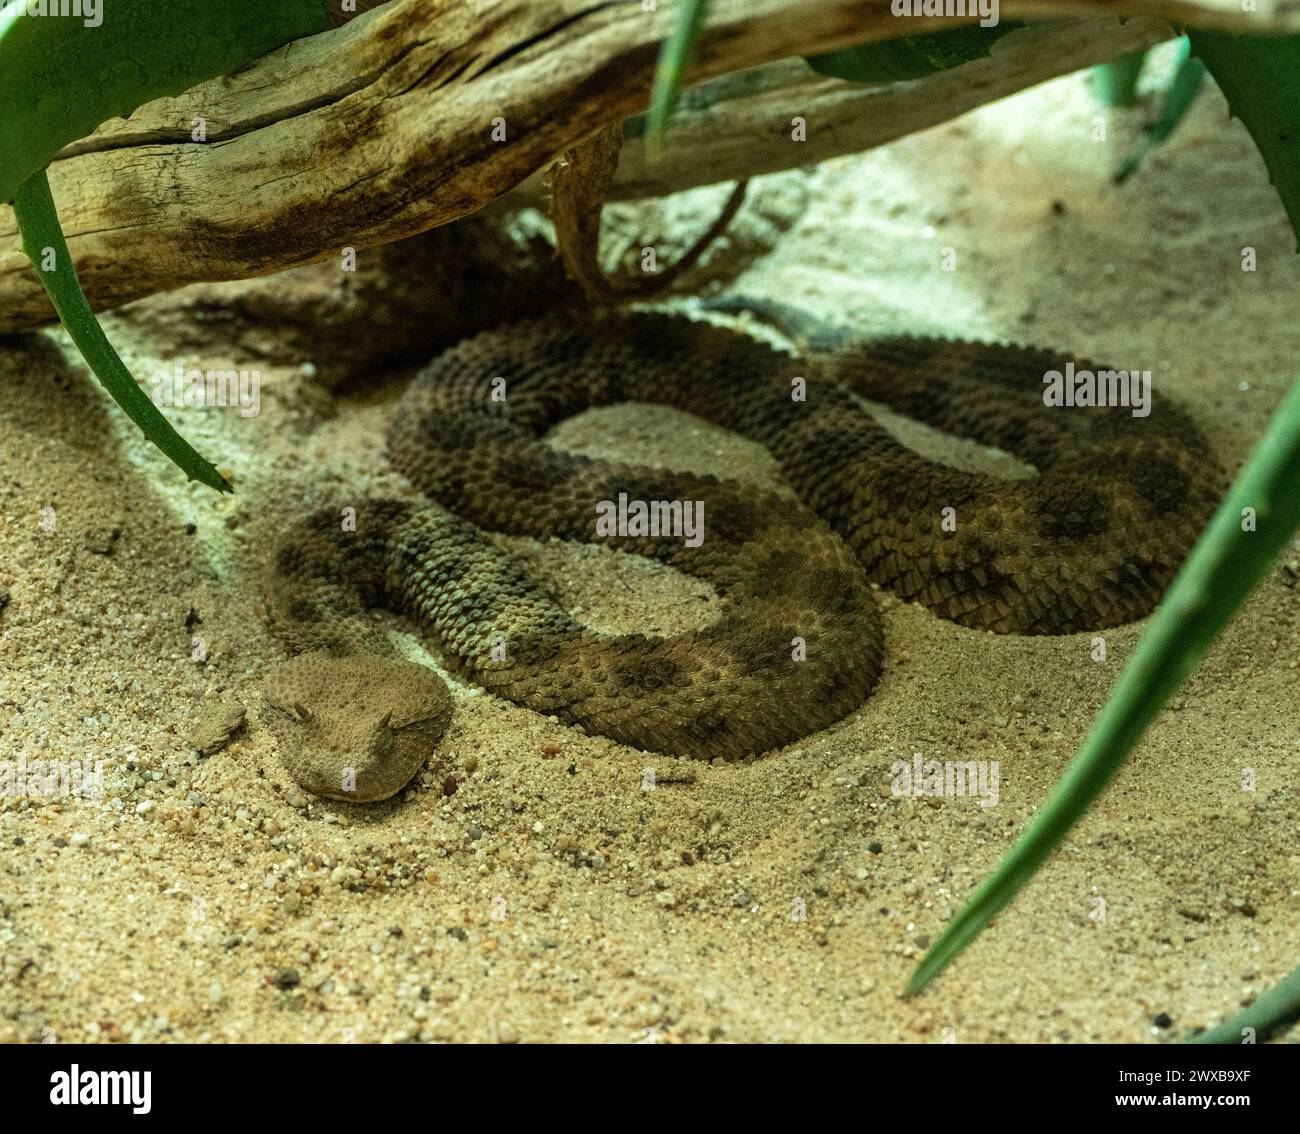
[1,0,1295,331]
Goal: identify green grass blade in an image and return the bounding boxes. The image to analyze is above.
[12,171,232,493]
[908,376,1300,995]
[1188,962,1300,1044]
[1115,39,1205,184]
[644,0,707,161]
[1091,50,1147,109]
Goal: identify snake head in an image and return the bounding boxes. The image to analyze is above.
[261,653,453,802]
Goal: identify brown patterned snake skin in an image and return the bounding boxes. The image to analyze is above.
[263,312,1224,800]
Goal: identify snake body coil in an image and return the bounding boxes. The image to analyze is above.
[264,314,1223,799]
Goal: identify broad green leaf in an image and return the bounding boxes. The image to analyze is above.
[1,1,337,490]
[1188,31,1300,250]
[0,0,334,205]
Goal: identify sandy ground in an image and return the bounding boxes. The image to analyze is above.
[2,47,1298,1044]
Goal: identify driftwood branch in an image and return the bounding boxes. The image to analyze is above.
[550,17,1179,206]
[1,0,1298,332]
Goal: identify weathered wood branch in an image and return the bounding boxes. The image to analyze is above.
[505,15,1178,209]
[1,0,1297,332]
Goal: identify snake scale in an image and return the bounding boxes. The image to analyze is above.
[263,312,1224,801]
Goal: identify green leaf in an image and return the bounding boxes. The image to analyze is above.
[1187,30,1300,250]
[0,0,334,205]
[1115,38,1205,184]
[0,0,337,490]
[806,22,1024,84]
[645,0,708,161]
[13,171,231,493]
[1090,49,1147,109]
[908,374,1300,994]
[1187,962,1300,1044]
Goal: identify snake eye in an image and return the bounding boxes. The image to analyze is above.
[293,702,313,723]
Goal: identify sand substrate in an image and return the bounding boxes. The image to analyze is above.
[1,49,1298,1043]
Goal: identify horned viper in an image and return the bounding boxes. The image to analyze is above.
[262,312,1222,800]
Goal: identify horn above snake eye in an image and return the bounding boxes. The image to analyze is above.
[377,710,393,731]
